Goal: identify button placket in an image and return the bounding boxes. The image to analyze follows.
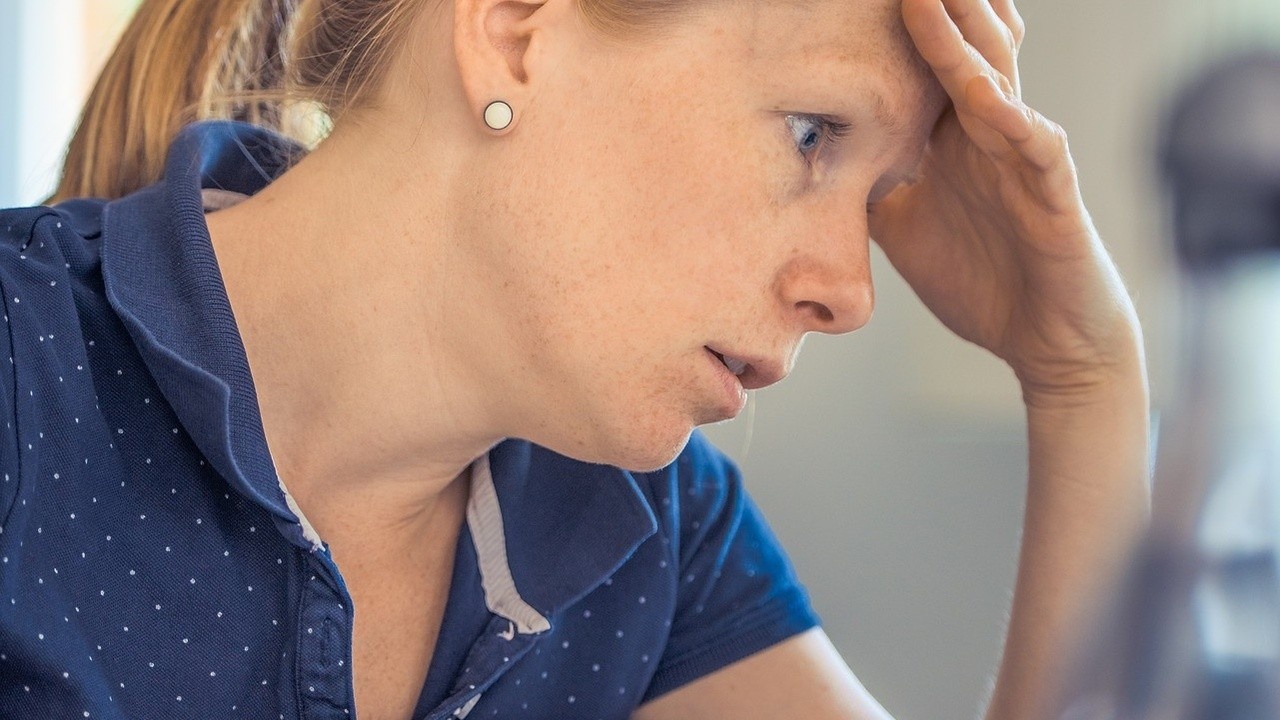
[296,553,355,719]
[424,614,547,720]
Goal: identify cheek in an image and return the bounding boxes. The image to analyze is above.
[621,141,779,303]
[470,78,780,383]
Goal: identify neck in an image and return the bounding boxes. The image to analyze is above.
[204,119,507,538]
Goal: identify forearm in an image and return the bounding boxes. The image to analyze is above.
[980,355,1153,720]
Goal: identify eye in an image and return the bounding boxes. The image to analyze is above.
[785,114,851,160]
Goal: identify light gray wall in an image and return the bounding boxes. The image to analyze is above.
[702,2,1278,719]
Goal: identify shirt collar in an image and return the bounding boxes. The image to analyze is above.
[98,119,657,629]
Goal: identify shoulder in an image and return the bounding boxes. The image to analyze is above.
[635,428,745,526]
[0,196,107,307]
[0,197,107,384]
[1,198,106,250]
[0,198,106,290]
[0,198,108,501]
[628,430,823,704]
[629,428,770,572]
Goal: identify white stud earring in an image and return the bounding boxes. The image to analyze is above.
[484,100,513,130]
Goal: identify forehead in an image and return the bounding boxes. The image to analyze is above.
[737,0,929,77]
[710,0,946,137]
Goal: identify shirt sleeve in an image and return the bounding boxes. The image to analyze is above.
[640,428,823,704]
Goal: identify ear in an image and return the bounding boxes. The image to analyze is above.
[453,0,569,133]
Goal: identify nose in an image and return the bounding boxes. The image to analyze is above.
[775,220,876,336]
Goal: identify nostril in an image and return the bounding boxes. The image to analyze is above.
[793,278,873,335]
[798,300,834,324]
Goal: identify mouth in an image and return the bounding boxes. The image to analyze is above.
[704,345,789,391]
[706,347,749,376]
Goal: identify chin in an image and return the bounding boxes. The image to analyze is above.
[548,409,695,474]
[608,437,692,474]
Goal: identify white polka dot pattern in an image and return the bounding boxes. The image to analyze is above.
[0,120,821,719]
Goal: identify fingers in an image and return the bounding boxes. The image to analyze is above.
[902,0,1000,100]
[988,0,1026,49]
[937,0,1020,93]
[967,75,1080,209]
[967,77,1058,172]
[905,0,1077,205]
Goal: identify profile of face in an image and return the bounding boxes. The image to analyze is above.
[377,0,950,472]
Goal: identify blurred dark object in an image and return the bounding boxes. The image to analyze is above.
[1164,53,1280,267]
[1049,52,1280,720]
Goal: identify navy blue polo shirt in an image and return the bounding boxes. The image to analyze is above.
[0,119,821,719]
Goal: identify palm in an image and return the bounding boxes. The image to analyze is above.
[867,99,1129,377]
[868,106,1019,356]
[866,0,1141,388]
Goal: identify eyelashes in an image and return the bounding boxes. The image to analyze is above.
[782,113,918,213]
[785,114,853,161]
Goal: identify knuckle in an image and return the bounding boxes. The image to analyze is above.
[1020,103,1037,126]
[1040,119,1071,157]
[1010,16,1026,46]
[1047,120,1069,146]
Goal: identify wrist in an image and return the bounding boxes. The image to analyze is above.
[1013,324,1148,411]
[1017,352,1148,413]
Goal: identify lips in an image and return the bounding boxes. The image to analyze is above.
[707,348,748,375]
[704,345,789,391]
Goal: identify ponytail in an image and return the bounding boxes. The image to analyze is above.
[50,0,309,203]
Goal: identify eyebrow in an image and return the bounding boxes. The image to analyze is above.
[856,88,926,187]
[865,88,915,145]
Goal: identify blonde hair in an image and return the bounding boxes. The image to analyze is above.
[49,0,698,204]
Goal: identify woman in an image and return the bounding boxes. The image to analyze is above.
[0,0,1150,717]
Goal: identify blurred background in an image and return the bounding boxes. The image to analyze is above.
[2,0,1279,718]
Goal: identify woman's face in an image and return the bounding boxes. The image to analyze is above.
[449,0,949,470]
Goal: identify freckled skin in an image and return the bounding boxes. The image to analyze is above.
[461,0,942,468]
[208,0,945,496]
[203,3,944,714]
[199,3,947,716]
